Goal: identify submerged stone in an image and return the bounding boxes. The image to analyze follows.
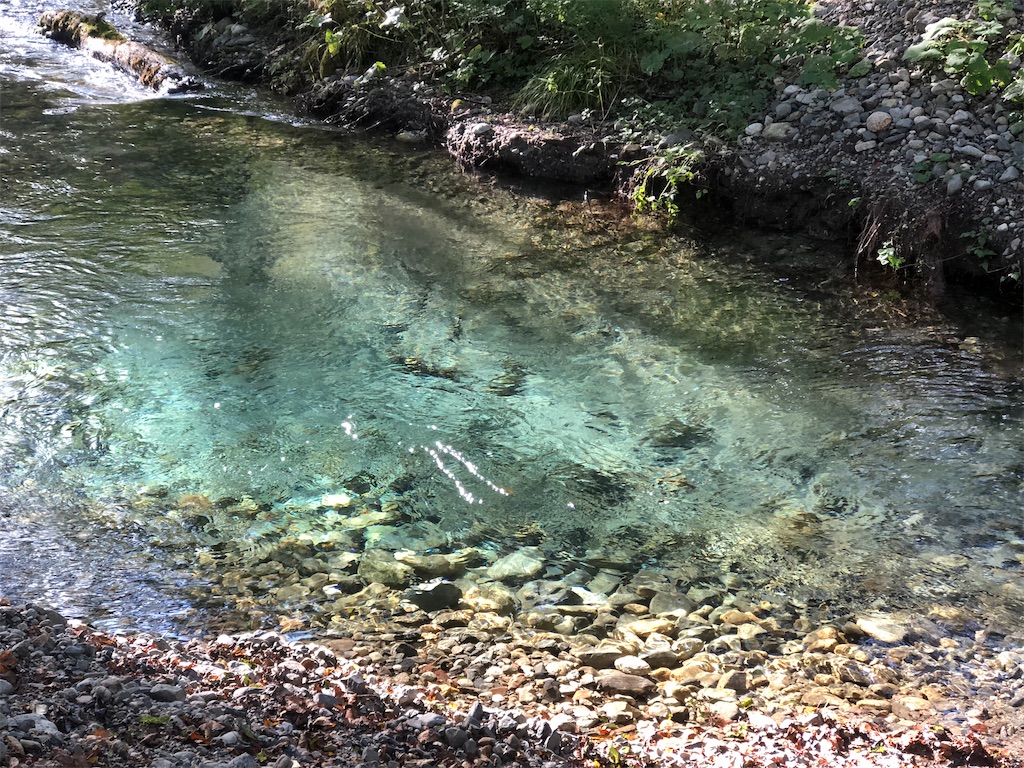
[486,548,545,583]
[405,579,463,612]
[394,549,484,577]
[358,549,414,588]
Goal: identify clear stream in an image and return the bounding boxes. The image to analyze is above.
[1,0,1022,637]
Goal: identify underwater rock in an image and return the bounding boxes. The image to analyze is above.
[394,549,484,577]
[649,590,697,616]
[574,640,634,669]
[339,506,403,531]
[486,548,545,583]
[617,616,676,639]
[461,583,517,615]
[320,493,352,508]
[645,419,712,450]
[358,549,414,588]
[405,579,463,612]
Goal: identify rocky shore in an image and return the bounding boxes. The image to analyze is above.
[153,0,1024,293]
[4,583,1024,767]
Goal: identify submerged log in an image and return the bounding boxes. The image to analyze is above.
[38,10,202,93]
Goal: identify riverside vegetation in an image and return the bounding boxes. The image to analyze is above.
[128,0,1024,295]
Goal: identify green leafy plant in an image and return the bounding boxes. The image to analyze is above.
[630,143,706,220]
[911,151,953,183]
[876,239,906,271]
[903,8,1013,96]
[961,217,998,270]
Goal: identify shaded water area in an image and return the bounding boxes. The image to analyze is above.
[2,1,1022,640]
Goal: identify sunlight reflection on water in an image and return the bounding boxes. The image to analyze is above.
[0,1,1022,636]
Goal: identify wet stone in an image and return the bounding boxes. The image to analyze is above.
[405,579,463,612]
[486,549,545,583]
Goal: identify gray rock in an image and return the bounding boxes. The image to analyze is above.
[445,726,469,748]
[762,122,792,141]
[1000,166,1021,182]
[830,96,862,116]
[464,701,485,727]
[974,179,994,192]
[216,730,245,747]
[471,122,492,137]
[227,756,260,768]
[956,144,985,159]
[149,683,186,702]
[745,122,764,137]
[9,713,61,737]
[596,670,656,697]
[0,679,13,695]
[947,174,964,195]
[408,713,447,729]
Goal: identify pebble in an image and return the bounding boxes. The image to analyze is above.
[613,655,653,675]
[865,111,893,132]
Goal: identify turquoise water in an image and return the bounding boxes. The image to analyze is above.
[1,1,1022,636]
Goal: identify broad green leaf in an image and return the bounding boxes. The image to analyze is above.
[904,42,943,62]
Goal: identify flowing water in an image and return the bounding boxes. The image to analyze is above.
[1,0,1022,638]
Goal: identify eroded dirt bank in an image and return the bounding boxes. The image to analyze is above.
[139,0,1024,298]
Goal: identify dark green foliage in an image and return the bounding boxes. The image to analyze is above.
[298,0,861,123]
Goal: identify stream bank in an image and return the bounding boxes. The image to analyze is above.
[3,597,1024,768]
[133,0,1024,299]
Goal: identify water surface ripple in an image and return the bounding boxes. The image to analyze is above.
[1,0,1021,637]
